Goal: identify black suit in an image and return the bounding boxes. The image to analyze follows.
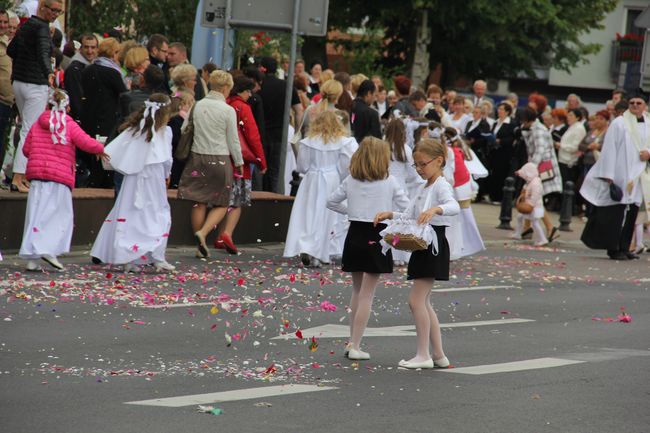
[464,119,492,200]
[351,97,381,143]
[64,59,89,122]
[489,120,515,201]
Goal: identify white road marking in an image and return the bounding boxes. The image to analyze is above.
[441,357,585,375]
[142,297,262,309]
[272,318,534,339]
[124,384,337,407]
[432,285,517,293]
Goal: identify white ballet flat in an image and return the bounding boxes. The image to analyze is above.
[347,348,370,360]
[154,260,176,272]
[434,356,451,368]
[398,359,434,369]
[124,263,141,273]
[25,260,40,272]
[42,255,64,272]
[343,342,352,357]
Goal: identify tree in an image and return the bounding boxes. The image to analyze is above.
[69,0,198,47]
[328,0,619,87]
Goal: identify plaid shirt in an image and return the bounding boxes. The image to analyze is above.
[521,119,563,195]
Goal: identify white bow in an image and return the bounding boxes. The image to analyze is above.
[139,100,170,137]
[48,90,69,145]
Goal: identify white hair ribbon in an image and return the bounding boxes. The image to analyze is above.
[48,89,70,145]
[140,99,171,137]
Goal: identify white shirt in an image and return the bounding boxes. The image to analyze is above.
[493,116,510,136]
[327,175,409,222]
[450,113,471,134]
[394,176,460,226]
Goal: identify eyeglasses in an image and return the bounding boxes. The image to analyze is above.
[412,159,435,169]
[629,101,645,106]
[44,5,64,15]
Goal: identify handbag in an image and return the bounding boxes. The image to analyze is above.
[515,191,534,214]
[609,182,623,202]
[537,159,555,182]
[175,105,195,162]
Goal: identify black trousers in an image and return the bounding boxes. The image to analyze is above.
[262,128,283,193]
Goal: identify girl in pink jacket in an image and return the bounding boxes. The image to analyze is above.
[19,89,106,272]
[511,162,548,246]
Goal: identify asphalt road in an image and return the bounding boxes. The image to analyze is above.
[1,211,649,433]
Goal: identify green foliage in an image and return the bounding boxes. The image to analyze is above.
[69,0,198,47]
[329,0,618,84]
[0,0,12,11]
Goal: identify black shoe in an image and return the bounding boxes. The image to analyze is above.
[547,227,559,243]
[608,252,630,260]
[91,256,102,264]
[625,252,640,260]
[9,183,18,192]
[300,253,311,267]
[521,228,533,239]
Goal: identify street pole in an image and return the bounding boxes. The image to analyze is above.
[277,0,301,194]
[222,0,233,69]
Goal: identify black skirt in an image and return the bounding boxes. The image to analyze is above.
[407,225,450,281]
[341,221,393,274]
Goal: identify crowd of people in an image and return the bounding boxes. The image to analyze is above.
[3,0,650,368]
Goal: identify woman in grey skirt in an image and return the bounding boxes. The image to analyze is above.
[178,70,243,258]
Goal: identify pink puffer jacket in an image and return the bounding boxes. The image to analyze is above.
[23,111,104,189]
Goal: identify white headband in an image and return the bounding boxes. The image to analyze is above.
[48,90,70,145]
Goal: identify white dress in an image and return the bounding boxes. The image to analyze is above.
[388,148,424,262]
[283,135,358,263]
[20,180,74,259]
[91,127,173,265]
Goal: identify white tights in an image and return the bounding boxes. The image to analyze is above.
[349,272,380,350]
[514,215,547,245]
[406,278,445,363]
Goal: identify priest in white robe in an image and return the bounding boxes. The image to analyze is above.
[580,92,650,260]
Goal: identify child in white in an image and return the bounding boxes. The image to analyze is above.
[91,94,175,272]
[511,162,548,246]
[19,89,106,271]
[284,111,357,267]
[384,119,424,265]
[375,138,459,369]
[327,137,409,360]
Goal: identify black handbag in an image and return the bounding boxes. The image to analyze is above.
[174,105,195,162]
[609,183,623,202]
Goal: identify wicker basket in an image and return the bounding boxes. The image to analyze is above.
[383,233,429,251]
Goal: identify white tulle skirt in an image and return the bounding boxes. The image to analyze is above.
[19,180,73,259]
[91,163,171,265]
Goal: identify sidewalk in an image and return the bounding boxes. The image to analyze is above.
[471,202,586,245]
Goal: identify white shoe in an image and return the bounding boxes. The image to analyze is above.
[347,348,370,360]
[309,258,322,268]
[25,260,39,271]
[398,358,434,369]
[154,260,176,272]
[343,342,353,357]
[41,255,64,271]
[124,263,141,273]
[434,356,451,368]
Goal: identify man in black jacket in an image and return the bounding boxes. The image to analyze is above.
[63,34,98,122]
[147,33,171,94]
[6,0,60,192]
[351,80,381,144]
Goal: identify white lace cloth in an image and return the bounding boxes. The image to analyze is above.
[379,217,437,255]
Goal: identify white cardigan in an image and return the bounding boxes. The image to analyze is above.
[558,121,586,167]
[394,176,460,226]
[327,175,409,222]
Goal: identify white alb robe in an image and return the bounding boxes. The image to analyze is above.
[91,127,173,265]
[283,136,358,263]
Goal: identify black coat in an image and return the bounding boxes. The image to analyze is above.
[80,63,128,138]
[64,59,88,122]
[351,97,381,143]
[7,16,52,85]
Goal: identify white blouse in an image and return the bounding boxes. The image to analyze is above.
[327,175,409,222]
[393,175,460,226]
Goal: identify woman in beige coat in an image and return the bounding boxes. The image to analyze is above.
[178,70,243,258]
